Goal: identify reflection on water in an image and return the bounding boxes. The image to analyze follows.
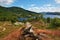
[18,18,28,21]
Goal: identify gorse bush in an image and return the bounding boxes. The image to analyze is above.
[46,17,51,23]
[48,18,60,29]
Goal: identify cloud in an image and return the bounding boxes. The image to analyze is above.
[27,4,60,12]
[0,0,15,6]
[30,4,36,7]
[28,6,40,12]
[43,4,52,7]
[20,5,24,8]
[55,0,60,4]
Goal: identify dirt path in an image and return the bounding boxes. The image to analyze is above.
[1,27,60,40]
[2,28,21,40]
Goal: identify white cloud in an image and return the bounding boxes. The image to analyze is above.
[55,0,60,4]
[20,5,24,8]
[0,0,15,5]
[28,6,40,12]
[43,4,52,7]
[27,4,60,12]
[30,4,36,7]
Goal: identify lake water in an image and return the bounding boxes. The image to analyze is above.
[44,14,60,18]
[18,14,60,21]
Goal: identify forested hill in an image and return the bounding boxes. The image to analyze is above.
[0,6,42,22]
[41,12,60,15]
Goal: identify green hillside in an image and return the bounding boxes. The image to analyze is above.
[0,6,42,22]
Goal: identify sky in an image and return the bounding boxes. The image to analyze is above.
[0,0,60,12]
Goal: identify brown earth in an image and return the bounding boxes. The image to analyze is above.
[1,27,60,40]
